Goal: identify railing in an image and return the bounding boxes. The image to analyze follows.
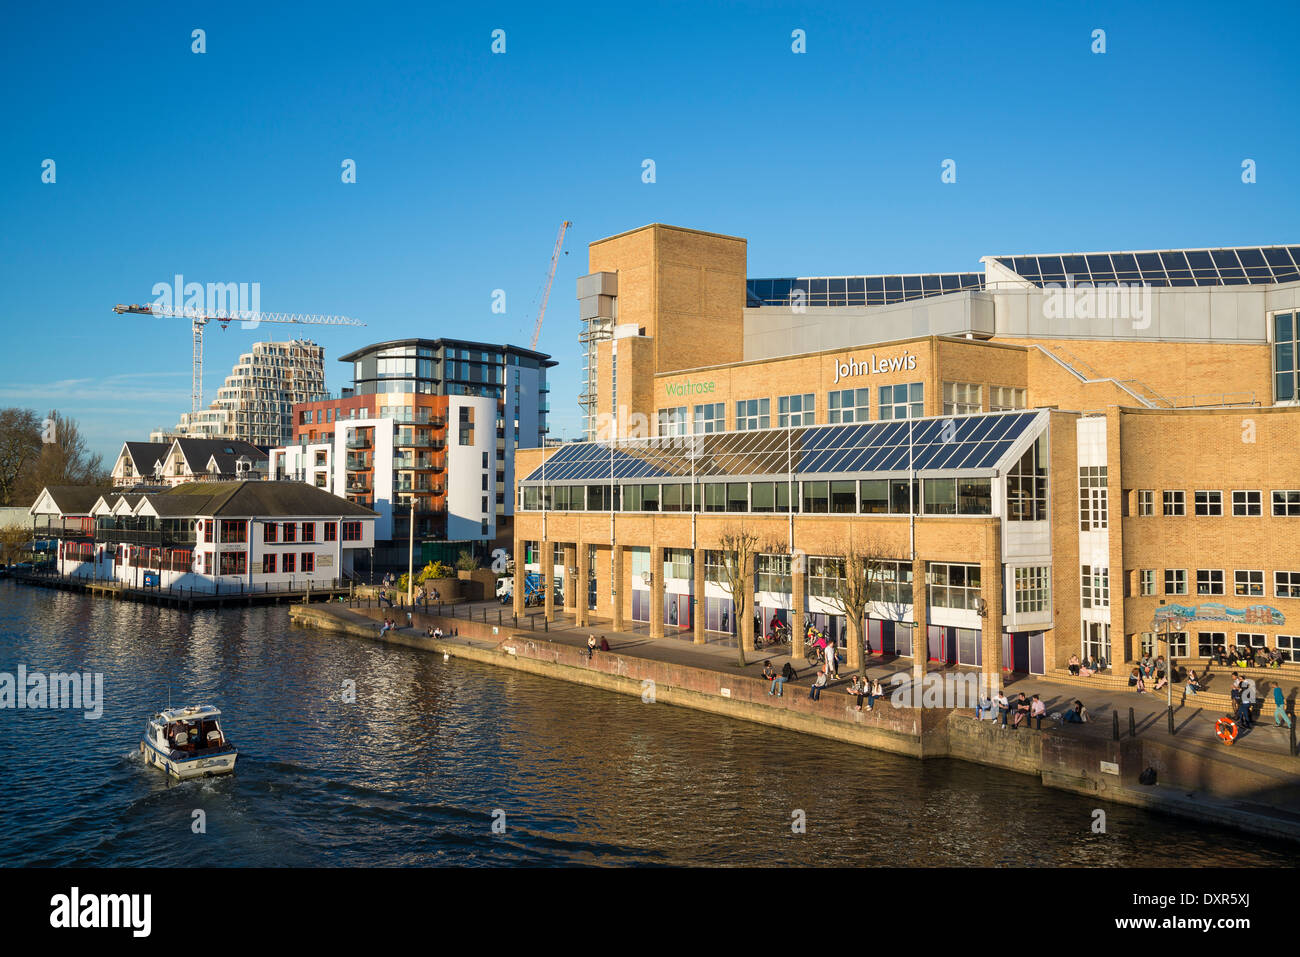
[345,439,371,450]
[396,437,445,450]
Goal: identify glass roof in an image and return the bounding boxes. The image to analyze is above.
[994,245,1300,288]
[746,274,985,308]
[523,411,1042,484]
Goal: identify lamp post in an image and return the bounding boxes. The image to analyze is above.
[1153,599,1182,736]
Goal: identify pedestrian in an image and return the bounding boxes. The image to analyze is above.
[763,661,781,697]
[1240,679,1257,729]
[869,677,883,711]
[995,690,1010,728]
[1273,686,1293,728]
[599,635,611,652]
[586,634,596,660]
[1012,692,1030,729]
[778,661,796,696]
[847,675,865,712]
[808,668,827,701]
[1030,694,1046,730]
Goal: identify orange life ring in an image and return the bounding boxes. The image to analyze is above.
[1216,717,1238,745]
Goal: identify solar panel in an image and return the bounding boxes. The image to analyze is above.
[994,246,1300,288]
[746,272,985,307]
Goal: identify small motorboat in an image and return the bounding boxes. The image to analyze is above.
[140,704,238,779]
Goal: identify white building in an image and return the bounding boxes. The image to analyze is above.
[111,438,269,488]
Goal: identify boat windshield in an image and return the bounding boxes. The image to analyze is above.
[162,717,227,752]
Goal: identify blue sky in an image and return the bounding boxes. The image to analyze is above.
[2,0,1297,460]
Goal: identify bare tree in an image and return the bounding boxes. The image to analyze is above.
[0,408,42,506]
[818,535,896,676]
[714,525,778,668]
[17,410,107,500]
[0,523,31,565]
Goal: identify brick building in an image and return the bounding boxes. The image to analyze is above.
[513,223,1300,685]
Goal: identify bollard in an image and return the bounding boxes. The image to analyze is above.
[544,618,548,632]
[1128,707,1135,737]
[1113,710,1121,742]
[497,609,502,626]
[1168,705,1175,737]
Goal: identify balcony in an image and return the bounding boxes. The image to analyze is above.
[345,438,372,450]
[396,436,446,450]
[346,480,372,494]
[345,456,371,471]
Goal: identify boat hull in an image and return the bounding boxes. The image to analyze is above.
[140,739,237,780]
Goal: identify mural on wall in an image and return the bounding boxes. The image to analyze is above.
[1153,603,1284,626]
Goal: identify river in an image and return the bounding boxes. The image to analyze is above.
[0,581,1288,866]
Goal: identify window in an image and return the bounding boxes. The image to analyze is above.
[1234,569,1264,597]
[458,406,474,445]
[890,479,918,515]
[1137,490,1154,516]
[827,388,870,423]
[704,550,728,583]
[283,553,296,573]
[778,393,815,428]
[1164,569,1187,595]
[830,480,855,513]
[923,478,957,515]
[1167,632,1190,657]
[264,522,278,543]
[801,481,829,513]
[929,563,981,610]
[1013,566,1051,614]
[750,481,792,513]
[1006,436,1048,521]
[629,547,650,579]
[1232,490,1261,516]
[658,406,688,437]
[1276,571,1300,598]
[659,483,689,512]
[693,403,725,434]
[735,398,770,430]
[262,554,277,574]
[879,382,923,419]
[283,522,297,543]
[1273,490,1300,516]
[942,381,982,415]
[1275,311,1298,402]
[990,385,1027,411]
[859,479,889,514]
[1162,490,1185,516]
[1139,569,1156,596]
[1197,631,1226,657]
[219,520,247,544]
[665,549,692,580]
[807,557,844,599]
[957,478,992,514]
[725,483,747,512]
[341,521,362,541]
[757,554,791,593]
[1082,621,1111,665]
[1194,490,1222,516]
[867,561,913,606]
[1278,635,1298,662]
[219,552,247,575]
[701,483,726,513]
[301,522,316,543]
[1081,565,1109,608]
[302,552,315,573]
[1236,632,1266,650]
[1079,466,1108,530]
[1196,569,1224,596]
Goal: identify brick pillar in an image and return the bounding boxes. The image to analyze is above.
[541,540,554,622]
[792,556,806,660]
[512,534,525,618]
[911,554,927,687]
[649,543,665,639]
[576,542,590,627]
[611,544,625,631]
[693,546,706,644]
[563,544,577,611]
[981,521,1004,691]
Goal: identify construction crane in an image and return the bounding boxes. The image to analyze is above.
[113,303,366,413]
[530,220,572,350]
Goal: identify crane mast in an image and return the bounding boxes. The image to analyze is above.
[531,220,572,351]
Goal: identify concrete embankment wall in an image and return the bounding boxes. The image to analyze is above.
[291,605,1300,843]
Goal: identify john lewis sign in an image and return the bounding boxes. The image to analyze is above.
[833,350,917,384]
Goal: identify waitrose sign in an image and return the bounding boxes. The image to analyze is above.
[833,350,917,384]
[664,379,716,397]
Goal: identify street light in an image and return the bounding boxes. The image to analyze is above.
[1153,599,1183,736]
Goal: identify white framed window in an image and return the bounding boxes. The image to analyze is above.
[1194,490,1223,516]
[827,388,870,423]
[693,402,724,434]
[1234,569,1264,597]
[989,385,1026,411]
[928,562,982,610]
[808,556,845,599]
[1080,466,1108,530]
[1164,568,1188,595]
[1139,569,1156,596]
[664,548,692,580]
[1081,565,1109,608]
[1197,631,1226,657]
[1163,490,1185,516]
[942,381,981,415]
[1277,635,1298,662]
[1276,570,1300,598]
[1013,565,1051,614]
[777,393,815,428]
[879,382,923,420]
[1236,632,1266,650]
[756,554,792,593]
[1196,569,1224,596]
[1232,490,1262,516]
[657,406,688,437]
[1137,489,1155,516]
[1273,490,1300,516]
[735,398,770,431]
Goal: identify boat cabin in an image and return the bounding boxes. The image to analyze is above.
[147,705,230,755]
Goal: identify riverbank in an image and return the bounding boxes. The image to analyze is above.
[292,603,1300,844]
